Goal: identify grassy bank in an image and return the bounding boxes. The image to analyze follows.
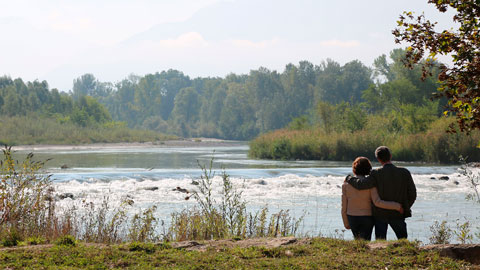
[249,118,480,163]
[0,238,472,269]
[0,115,176,145]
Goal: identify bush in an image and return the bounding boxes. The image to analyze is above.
[128,242,156,253]
[55,235,76,246]
[0,146,54,239]
[1,229,21,247]
[26,236,47,245]
[429,221,452,244]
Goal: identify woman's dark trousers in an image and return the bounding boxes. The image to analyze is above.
[347,215,374,241]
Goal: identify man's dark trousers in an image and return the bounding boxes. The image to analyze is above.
[374,216,408,239]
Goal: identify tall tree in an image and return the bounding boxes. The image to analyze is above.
[72,74,97,100]
[393,0,480,132]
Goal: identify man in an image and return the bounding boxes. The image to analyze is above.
[346,146,416,240]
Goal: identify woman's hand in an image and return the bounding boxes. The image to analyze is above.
[345,224,351,230]
[398,206,404,215]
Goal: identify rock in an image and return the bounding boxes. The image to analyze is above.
[190,180,199,186]
[60,164,69,169]
[253,179,267,185]
[172,187,189,194]
[453,180,460,185]
[421,244,480,264]
[144,186,159,191]
[57,193,74,200]
[430,177,436,180]
[171,241,202,249]
[284,250,294,257]
[439,176,450,180]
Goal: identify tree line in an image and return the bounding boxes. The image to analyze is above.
[0,48,446,141]
[0,77,111,127]
[68,48,444,140]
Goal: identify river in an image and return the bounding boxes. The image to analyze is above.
[14,141,480,243]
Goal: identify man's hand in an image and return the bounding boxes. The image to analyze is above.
[398,206,404,215]
[345,224,351,230]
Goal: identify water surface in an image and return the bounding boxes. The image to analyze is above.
[15,142,479,243]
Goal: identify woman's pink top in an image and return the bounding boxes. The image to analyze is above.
[341,175,402,229]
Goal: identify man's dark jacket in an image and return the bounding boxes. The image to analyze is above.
[346,163,416,218]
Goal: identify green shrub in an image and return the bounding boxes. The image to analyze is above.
[1,229,21,247]
[55,235,76,246]
[0,146,54,239]
[429,221,452,244]
[128,242,156,253]
[26,236,47,245]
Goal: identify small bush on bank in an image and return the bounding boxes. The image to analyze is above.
[1,229,21,247]
[55,235,76,246]
[127,242,156,253]
[26,236,47,245]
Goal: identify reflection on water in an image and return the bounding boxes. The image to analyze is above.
[13,142,480,243]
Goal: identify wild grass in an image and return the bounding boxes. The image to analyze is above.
[249,117,480,163]
[0,148,302,246]
[166,160,303,241]
[0,238,472,269]
[0,146,55,242]
[0,115,176,145]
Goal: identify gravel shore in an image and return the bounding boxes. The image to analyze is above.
[12,138,245,151]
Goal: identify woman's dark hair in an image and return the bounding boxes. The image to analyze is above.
[352,157,372,176]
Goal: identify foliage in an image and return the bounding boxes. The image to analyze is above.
[0,48,461,142]
[25,236,47,245]
[249,117,480,162]
[0,115,175,145]
[454,219,473,244]
[0,238,471,269]
[460,156,480,203]
[128,206,158,242]
[429,220,452,244]
[127,242,156,253]
[0,76,112,128]
[167,160,303,241]
[393,1,480,132]
[68,59,374,140]
[54,235,76,246]
[0,146,54,239]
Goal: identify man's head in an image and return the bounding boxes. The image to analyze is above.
[375,146,391,164]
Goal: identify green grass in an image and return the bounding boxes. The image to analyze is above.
[0,115,177,145]
[0,238,472,269]
[249,118,480,163]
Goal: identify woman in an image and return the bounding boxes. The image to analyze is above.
[341,157,403,240]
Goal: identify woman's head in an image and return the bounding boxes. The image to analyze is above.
[352,157,372,176]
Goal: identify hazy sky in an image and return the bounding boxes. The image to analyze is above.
[0,0,456,91]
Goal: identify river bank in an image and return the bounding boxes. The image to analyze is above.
[248,127,480,163]
[12,138,245,151]
[0,238,476,269]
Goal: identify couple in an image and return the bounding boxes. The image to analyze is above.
[341,146,417,241]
